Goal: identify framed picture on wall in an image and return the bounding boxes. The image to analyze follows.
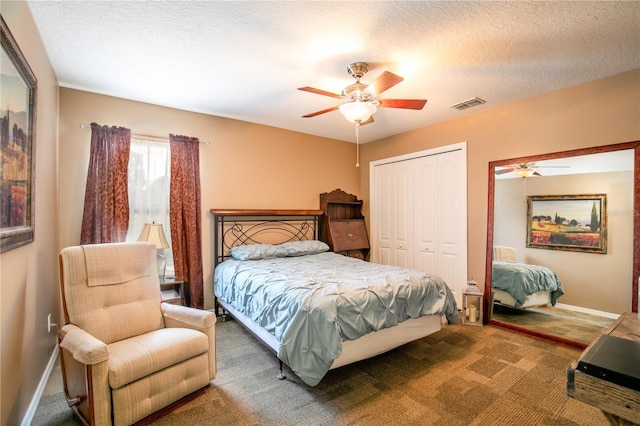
[526,194,607,254]
[1,15,37,253]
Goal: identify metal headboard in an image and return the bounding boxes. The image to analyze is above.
[210,209,324,266]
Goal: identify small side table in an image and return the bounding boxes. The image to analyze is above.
[160,278,184,306]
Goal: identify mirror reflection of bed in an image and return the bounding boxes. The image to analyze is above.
[486,142,639,348]
[490,245,612,345]
[492,246,563,308]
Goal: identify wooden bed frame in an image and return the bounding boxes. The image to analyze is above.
[210,209,444,382]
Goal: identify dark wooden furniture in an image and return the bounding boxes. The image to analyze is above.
[567,312,640,425]
[319,189,369,260]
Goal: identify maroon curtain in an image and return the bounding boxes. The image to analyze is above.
[169,134,203,309]
[80,123,131,244]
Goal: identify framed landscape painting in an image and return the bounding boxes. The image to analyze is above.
[526,194,607,254]
[1,16,37,253]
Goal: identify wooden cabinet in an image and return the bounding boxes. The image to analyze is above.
[320,189,369,260]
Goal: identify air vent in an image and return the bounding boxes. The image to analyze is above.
[450,97,486,110]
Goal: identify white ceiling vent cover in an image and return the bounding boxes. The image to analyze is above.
[450,97,486,110]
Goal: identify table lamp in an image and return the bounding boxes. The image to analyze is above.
[137,222,170,280]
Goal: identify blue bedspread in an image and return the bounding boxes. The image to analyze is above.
[214,252,458,386]
[492,261,565,307]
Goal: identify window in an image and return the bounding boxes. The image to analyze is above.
[126,138,174,277]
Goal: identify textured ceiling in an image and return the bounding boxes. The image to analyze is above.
[27,1,640,143]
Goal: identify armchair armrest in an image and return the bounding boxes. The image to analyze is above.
[161,303,217,380]
[58,324,109,365]
[161,303,216,331]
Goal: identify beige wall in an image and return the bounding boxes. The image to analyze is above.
[360,69,640,305]
[0,2,60,424]
[494,171,634,314]
[58,88,361,311]
[2,2,639,423]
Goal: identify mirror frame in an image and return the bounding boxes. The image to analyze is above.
[484,140,640,349]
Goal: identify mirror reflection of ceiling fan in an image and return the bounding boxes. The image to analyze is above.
[495,162,570,178]
[297,62,427,125]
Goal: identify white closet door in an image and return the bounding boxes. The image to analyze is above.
[435,151,466,305]
[394,160,413,268]
[373,162,394,265]
[413,155,437,273]
[371,143,467,306]
[373,161,413,267]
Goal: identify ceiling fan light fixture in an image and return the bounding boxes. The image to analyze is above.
[339,101,377,123]
[342,82,371,100]
[516,168,534,178]
[299,61,426,122]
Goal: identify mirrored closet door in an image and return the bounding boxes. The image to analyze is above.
[484,141,640,348]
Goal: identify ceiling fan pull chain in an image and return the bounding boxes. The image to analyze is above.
[355,122,360,167]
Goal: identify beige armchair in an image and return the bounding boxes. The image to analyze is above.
[58,242,216,425]
[493,245,517,263]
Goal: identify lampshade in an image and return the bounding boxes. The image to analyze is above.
[515,168,534,178]
[137,222,169,249]
[339,101,377,123]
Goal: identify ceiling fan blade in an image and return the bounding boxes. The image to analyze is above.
[302,105,339,118]
[364,71,404,97]
[360,116,375,126]
[378,99,427,110]
[495,167,515,175]
[298,86,342,99]
[533,171,542,176]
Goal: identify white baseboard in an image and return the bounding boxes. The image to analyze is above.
[21,345,59,426]
[555,302,620,320]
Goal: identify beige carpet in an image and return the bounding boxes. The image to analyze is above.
[33,319,608,425]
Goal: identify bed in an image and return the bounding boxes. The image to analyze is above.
[211,209,459,386]
[491,246,565,309]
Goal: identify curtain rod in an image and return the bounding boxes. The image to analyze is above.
[78,124,210,145]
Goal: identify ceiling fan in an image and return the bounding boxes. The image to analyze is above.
[298,62,427,125]
[496,162,569,178]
